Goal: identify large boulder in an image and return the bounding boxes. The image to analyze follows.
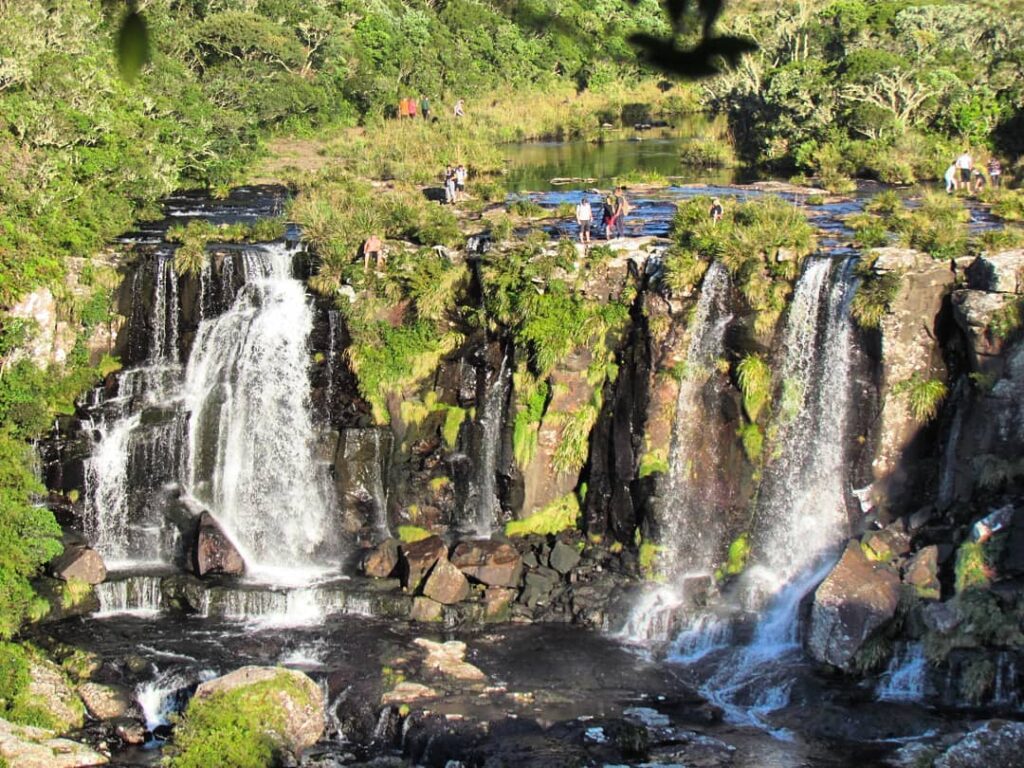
[450,540,522,587]
[934,720,1024,768]
[805,541,902,670]
[965,250,1024,294]
[421,557,470,604]
[0,718,107,767]
[48,545,107,585]
[399,536,447,592]
[361,539,399,578]
[77,682,132,721]
[549,539,582,574]
[190,667,324,756]
[193,511,245,577]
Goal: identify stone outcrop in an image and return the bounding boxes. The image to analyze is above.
[0,718,108,767]
[48,544,107,585]
[361,539,399,578]
[192,667,324,755]
[399,536,447,592]
[421,557,470,604]
[412,638,486,681]
[450,540,522,587]
[192,511,245,577]
[26,655,86,732]
[934,720,1024,768]
[806,541,901,670]
[77,682,132,721]
[870,247,955,507]
[965,249,1024,294]
[951,289,1015,370]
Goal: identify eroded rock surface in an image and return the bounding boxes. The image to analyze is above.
[0,718,107,767]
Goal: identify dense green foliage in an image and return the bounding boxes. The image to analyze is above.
[166,672,316,768]
[709,1,1024,181]
[0,642,82,730]
[666,195,817,337]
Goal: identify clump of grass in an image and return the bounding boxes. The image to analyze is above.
[737,354,771,422]
[864,190,904,217]
[638,448,669,478]
[960,658,996,705]
[898,191,969,260]
[723,533,750,576]
[954,540,992,593]
[663,246,709,295]
[851,261,901,329]
[989,298,1024,341]
[508,198,546,218]
[987,188,1024,222]
[737,422,763,463]
[512,371,549,469]
[638,540,664,580]
[506,493,580,537]
[552,400,599,475]
[892,372,948,422]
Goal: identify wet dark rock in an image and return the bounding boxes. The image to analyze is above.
[31,576,99,623]
[482,587,516,621]
[112,717,146,745]
[806,541,901,670]
[904,545,941,599]
[399,536,447,593]
[422,558,469,605]
[520,567,560,609]
[48,544,107,585]
[160,573,206,613]
[361,539,399,578]
[862,528,910,563]
[193,511,245,577]
[450,540,522,587]
[934,719,1024,768]
[1002,507,1024,576]
[923,600,962,634]
[548,540,582,574]
[965,250,1024,293]
[410,596,444,622]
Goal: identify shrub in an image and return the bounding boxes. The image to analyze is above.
[723,533,750,576]
[851,270,901,329]
[736,354,771,422]
[678,136,735,167]
[954,541,991,593]
[988,189,1024,222]
[892,373,948,422]
[960,658,995,705]
[737,422,763,463]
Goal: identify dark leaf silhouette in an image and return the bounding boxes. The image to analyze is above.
[628,0,756,79]
[117,10,150,83]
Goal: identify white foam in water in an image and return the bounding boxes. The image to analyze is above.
[668,613,732,664]
[137,667,218,731]
[876,643,927,702]
[183,244,341,579]
[279,640,330,668]
[616,586,684,646]
[94,575,164,617]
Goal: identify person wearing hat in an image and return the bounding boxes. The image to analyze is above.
[709,197,723,223]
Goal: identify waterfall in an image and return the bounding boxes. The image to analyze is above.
[85,255,186,569]
[84,243,341,586]
[467,350,510,536]
[876,643,927,702]
[618,262,731,643]
[182,245,339,582]
[661,261,732,575]
[95,575,165,616]
[660,256,859,734]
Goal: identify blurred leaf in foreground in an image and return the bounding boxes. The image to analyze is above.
[117,9,150,83]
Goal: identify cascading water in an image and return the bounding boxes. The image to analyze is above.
[619,262,731,643]
[467,350,510,536]
[654,257,859,734]
[876,643,928,702]
[84,242,341,596]
[183,245,339,581]
[661,261,733,576]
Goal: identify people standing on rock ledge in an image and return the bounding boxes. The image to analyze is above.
[575,196,593,245]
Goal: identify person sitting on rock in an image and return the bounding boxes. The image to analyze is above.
[363,234,385,271]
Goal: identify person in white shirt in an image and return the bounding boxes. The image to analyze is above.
[955,150,973,189]
[575,196,593,245]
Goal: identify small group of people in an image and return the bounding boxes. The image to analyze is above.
[944,150,1001,194]
[444,164,467,204]
[397,96,430,120]
[575,188,631,244]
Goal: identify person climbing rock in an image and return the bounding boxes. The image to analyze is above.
[575,196,593,245]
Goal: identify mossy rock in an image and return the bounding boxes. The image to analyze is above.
[0,643,85,733]
[166,667,325,768]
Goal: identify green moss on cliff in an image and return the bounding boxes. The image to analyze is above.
[506,493,580,537]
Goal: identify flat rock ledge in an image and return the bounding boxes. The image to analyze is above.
[0,717,107,767]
